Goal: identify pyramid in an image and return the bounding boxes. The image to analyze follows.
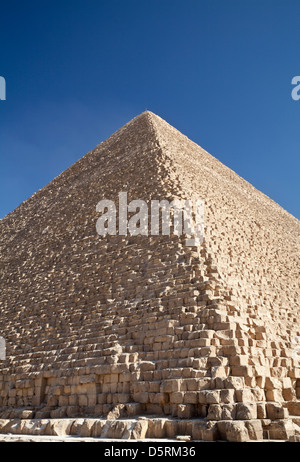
[0,111,299,441]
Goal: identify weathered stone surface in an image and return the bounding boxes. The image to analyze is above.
[265,419,296,440]
[217,421,250,442]
[131,420,148,439]
[147,418,166,438]
[236,403,257,420]
[50,419,73,436]
[266,403,289,420]
[287,401,300,416]
[245,420,263,440]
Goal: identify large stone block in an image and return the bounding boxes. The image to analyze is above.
[217,420,250,442]
[235,403,257,420]
[266,403,289,420]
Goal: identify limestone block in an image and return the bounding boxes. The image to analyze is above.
[183,392,198,404]
[265,389,283,402]
[192,358,208,369]
[103,404,113,414]
[91,419,106,436]
[282,387,296,401]
[52,386,64,396]
[265,377,282,390]
[66,406,80,417]
[50,407,67,418]
[104,420,128,439]
[229,355,249,366]
[231,366,254,377]
[191,420,206,440]
[160,379,181,393]
[207,404,222,420]
[149,392,168,405]
[69,394,79,406]
[288,369,300,379]
[120,372,131,382]
[1,419,22,434]
[50,419,73,436]
[254,366,268,377]
[107,404,126,420]
[69,418,85,435]
[104,374,118,384]
[88,394,97,406]
[47,396,58,407]
[224,376,245,389]
[245,420,263,440]
[114,393,131,404]
[236,403,257,420]
[285,401,300,416]
[22,419,51,436]
[270,367,287,378]
[235,389,254,403]
[131,420,148,439]
[78,395,88,406]
[201,421,219,441]
[257,402,267,419]
[147,418,166,438]
[97,393,107,404]
[142,371,154,381]
[139,361,156,372]
[217,420,250,442]
[211,366,230,378]
[125,403,142,416]
[252,388,265,401]
[79,375,96,384]
[267,420,295,440]
[266,403,289,420]
[196,404,208,418]
[78,418,96,437]
[19,410,35,419]
[220,389,235,404]
[58,395,69,406]
[170,392,184,404]
[149,382,160,392]
[133,392,149,404]
[198,391,207,404]
[204,390,221,404]
[145,403,163,415]
[163,419,178,438]
[177,404,194,419]
[221,404,236,420]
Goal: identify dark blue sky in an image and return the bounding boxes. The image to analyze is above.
[0,0,299,219]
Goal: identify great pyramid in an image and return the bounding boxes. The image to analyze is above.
[0,111,299,441]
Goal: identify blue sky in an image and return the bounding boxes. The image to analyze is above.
[0,0,299,219]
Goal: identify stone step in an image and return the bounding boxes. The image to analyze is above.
[0,416,297,441]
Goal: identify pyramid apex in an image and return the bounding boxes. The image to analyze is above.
[131,110,162,123]
[139,110,158,116]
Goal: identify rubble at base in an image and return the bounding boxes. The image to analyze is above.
[0,415,300,441]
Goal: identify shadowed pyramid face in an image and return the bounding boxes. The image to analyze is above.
[0,111,299,441]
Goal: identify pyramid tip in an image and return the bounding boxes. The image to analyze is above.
[124,110,163,128]
[139,110,159,118]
